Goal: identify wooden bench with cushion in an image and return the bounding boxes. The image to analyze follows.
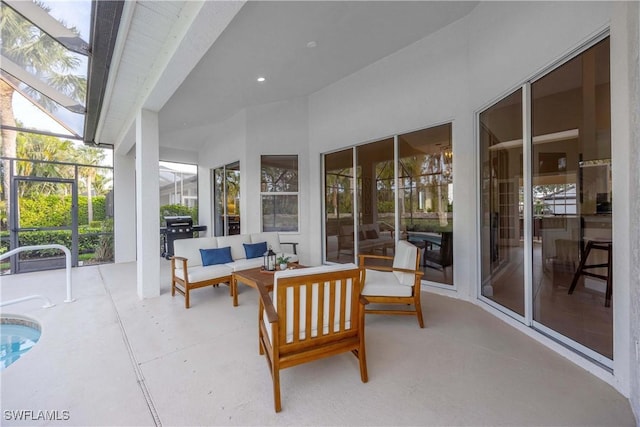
[171,232,298,308]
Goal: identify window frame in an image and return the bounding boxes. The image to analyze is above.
[260,155,299,233]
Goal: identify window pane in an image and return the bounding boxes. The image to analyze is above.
[399,124,453,285]
[532,38,611,359]
[261,195,298,232]
[325,149,354,263]
[479,89,524,316]
[159,161,198,226]
[356,138,395,261]
[261,155,298,192]
[225,162,240,235]
[213,167,224,236]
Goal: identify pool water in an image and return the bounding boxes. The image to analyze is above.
[1,318,41,370]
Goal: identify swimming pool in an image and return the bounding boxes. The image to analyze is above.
[1,315,41,370]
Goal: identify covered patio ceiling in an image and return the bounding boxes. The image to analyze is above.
[96,1,478,155]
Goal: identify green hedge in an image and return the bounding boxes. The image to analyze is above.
[18,195,107,227]
[0,230,109,258]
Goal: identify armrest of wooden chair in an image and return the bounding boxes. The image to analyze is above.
[171,256,189,274]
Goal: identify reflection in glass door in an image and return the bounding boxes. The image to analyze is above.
[531,38,612,361]
[356,138,395,260]
[212,161,240,236]
[399,124,453,285]
[323,124,455,287]
[324,149,354,263]
[479,90,525,316]
[479,37,612,364]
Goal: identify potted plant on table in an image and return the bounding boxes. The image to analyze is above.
[277,254,290,270]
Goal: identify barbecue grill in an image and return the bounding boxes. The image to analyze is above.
[160,216,207,259]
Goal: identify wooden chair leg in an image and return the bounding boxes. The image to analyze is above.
[358,344,368,383]
[185,287,190,309]
[171,279,176,296]
[415,292,425,328]
[232,278,239,307]
[273,365,282,413]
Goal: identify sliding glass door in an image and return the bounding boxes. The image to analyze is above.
[399,124,453,285]
[324,149,354,263]
[212,161,240,236]
[479,36,612,363]
[531,38,612,361]
[323,123,454,287]
[479,90,524,316]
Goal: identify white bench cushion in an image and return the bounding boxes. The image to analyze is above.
[216,234,251,261]
[173,237,219,267]
[250,232,282,253]
[227,257,264,272]
[174,264,232,283]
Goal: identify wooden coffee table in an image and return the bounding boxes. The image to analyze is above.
[232,265,304,307]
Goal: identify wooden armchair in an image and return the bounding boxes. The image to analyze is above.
[359,240,425,327]
[257,264,368,412]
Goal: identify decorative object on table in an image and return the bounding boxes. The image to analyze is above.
[277,254,290,271]
[263,246,276,271]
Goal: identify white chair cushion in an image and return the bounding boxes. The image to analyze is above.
[392,240,418,286]
[216,234,251,261]
[174,264,232,283]
[361,269,413,297]
[227,257,264,272]
[173,237,219,267]
[266,263,358,344]
[250,232,282,253]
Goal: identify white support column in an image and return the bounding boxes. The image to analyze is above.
[114,149,136,263]
[135,109,161,299]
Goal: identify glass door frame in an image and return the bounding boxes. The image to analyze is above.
[475,31,612,369]
[9,175,79,273]
[211,161,240,237]
[321,124,455,290]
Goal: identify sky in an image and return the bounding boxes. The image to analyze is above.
[9,1,113,165]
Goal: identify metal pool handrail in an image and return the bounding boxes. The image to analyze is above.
[0,244,74,304]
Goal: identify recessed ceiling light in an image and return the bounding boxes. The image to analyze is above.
[257,76,266,82]
[306,41,317,48]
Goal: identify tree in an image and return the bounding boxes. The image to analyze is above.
[74,145,106,222]
[1,2,87,223]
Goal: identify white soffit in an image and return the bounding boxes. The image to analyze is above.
[98,0,244,153]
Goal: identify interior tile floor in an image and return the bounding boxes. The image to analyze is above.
[0,261,635,426]
[486,241,613,359]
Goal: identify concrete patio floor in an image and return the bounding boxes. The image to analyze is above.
[0,261,635,426]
